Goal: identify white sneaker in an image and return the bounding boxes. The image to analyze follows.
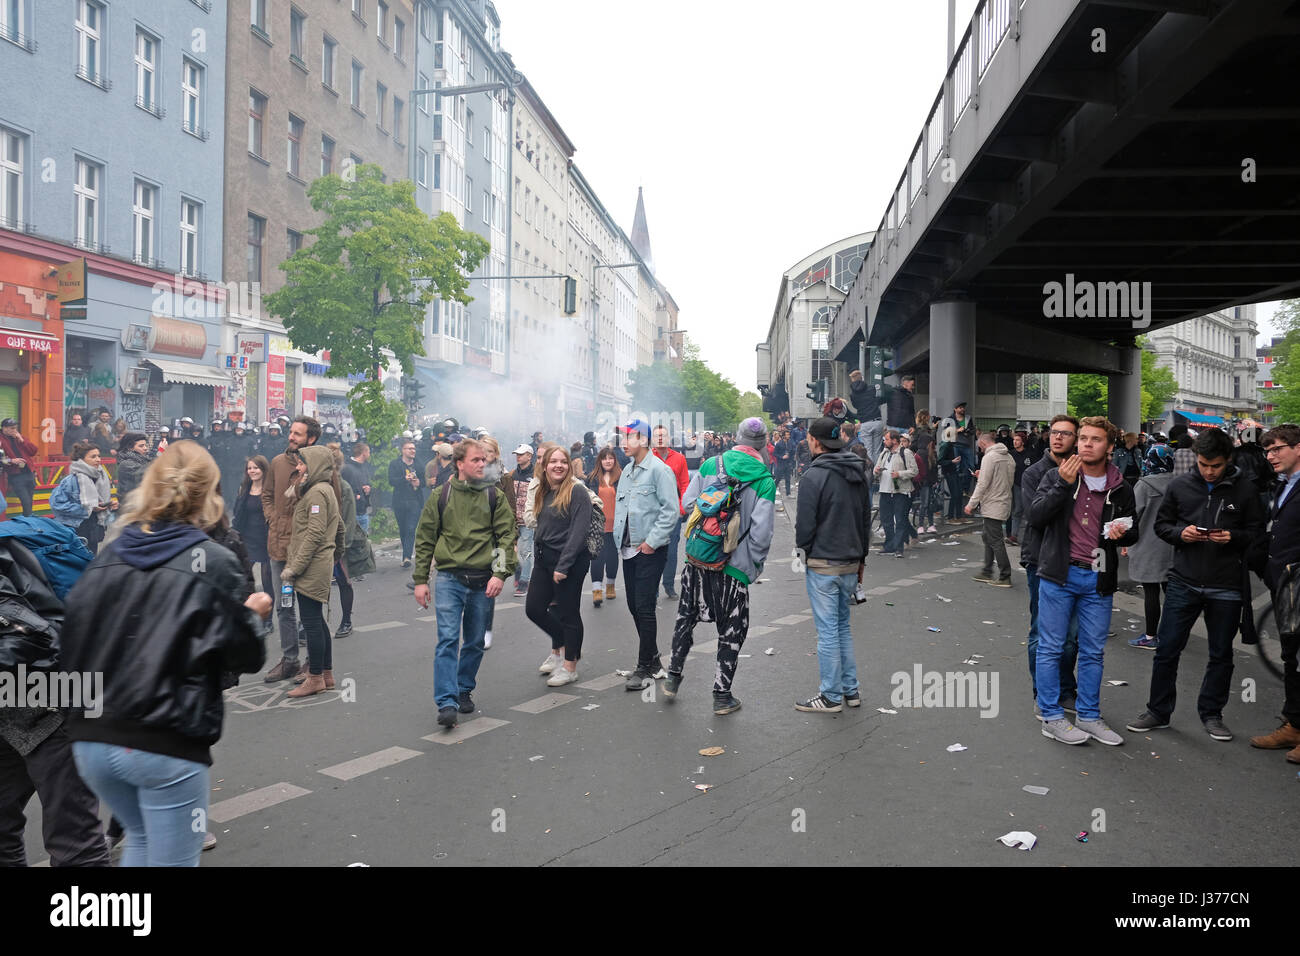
[926,525,938,534]
[538,653,564,674]
[483,630,493,650]
[546,666,579,686]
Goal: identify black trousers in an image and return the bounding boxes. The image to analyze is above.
[6,471,35,516]
[0,724,111,867]
[394,501,421,560]
[623,547,668,670]
[527,542,590,661]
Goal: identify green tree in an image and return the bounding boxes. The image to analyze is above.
[263,163,489,482]
[1139,343,1178,422]
[1066,373,1107,419]
[1269,333,1300,423]
[626,354,742,433]
[1067,337,1181,423]
[1273,299,1300,334]
[737,390,767,425]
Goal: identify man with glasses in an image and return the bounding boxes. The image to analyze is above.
[1247,425,1300,762]
[1019,415,1082,717]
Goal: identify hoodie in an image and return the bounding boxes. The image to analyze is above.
[114,522,210,569]
[283,445,344,602]
[796,449,871,564]
[683,449,776,585]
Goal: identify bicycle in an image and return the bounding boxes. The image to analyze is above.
[1251,599,1288,682]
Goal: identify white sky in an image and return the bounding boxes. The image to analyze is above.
[492,0,1286,389]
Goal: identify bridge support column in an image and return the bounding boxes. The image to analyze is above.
[929,300,976,422]
[1107,344,1142,433]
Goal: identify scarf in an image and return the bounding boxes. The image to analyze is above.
[70,458,111,524]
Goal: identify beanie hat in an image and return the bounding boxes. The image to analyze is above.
[736,417,771,466]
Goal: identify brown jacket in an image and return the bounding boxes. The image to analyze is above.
[283,445,345,603]
[262,447,301,562]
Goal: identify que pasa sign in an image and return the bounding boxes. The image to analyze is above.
[0,329,61,354]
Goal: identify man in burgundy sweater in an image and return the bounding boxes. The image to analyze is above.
[0,418,39,517]
[652,424,690,599]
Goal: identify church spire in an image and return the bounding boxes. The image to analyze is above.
[631,187,654,273]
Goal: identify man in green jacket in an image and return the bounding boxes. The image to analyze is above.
[413,438,518,728]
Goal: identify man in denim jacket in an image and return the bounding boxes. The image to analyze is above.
[612,419,682,690]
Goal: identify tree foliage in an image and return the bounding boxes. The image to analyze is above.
[262,163,489,468]
[1066,337,1181,425]
[627,353,743,433]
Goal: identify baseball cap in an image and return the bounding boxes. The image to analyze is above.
[433,443,454,457]
[618,418,651,439]
[0,418,15,428]
[513,444,533,455]
[808,417,845,450]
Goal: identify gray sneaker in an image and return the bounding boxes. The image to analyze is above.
[1125,711,1170,733]
[1041,718,1090,745]
[1076,717,1124,746]
[1203,717,1233,741]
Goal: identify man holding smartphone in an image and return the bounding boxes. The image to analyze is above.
[1127,428,1265,741]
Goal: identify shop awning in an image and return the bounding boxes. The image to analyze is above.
[144,358,230,388]
[1175,410,1225,426]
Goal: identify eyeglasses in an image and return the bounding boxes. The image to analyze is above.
[1049,430,1076,438]
[1263,444,1296,456]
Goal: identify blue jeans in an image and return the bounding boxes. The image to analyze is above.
[881,492,909,553]
[806,570,859,704]
[71,741,208,867]
[433,571,492,709]
[662,516,683,592]
[1025,563,1078,697]
[515,525,534,585]
[357,512,370,533]
[1036,566,1112,722]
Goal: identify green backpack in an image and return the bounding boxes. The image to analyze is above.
[683,455,755,571]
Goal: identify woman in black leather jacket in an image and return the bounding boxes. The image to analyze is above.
[60,441,271,867]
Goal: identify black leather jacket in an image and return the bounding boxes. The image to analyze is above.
[61,522,265,765]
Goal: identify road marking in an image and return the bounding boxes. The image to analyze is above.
[865,586,897,595]
[937,568,965,574]
[511,692,579,714]
[209,782,313,823]
[771,614,809,626]
[354,620,406,632]
[320,746,424,781]
[915,572,943,579]
[415,615,435,622]
[576,672,625,691]
[423,716,511,744]
[889,578,921,586]
[749,625,779,636]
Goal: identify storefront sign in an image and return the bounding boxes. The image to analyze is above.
[222,355,249,370]
[266,353,286,412]
[56,258,86,303]
[236,333,266,363]
[0,329,60,354]
[301,386,317,418]
[150,316,207,359]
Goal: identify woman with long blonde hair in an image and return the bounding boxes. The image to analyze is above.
[527,445,592,685]
[61,441,272,866]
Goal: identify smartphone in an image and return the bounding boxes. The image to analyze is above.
[1195,526,1213,534]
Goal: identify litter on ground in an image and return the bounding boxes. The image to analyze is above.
[1023,785,1050,795]
[997,831,1037,850]
[947,744,967,752]
[699,746,725,757]
[694,784,713,792]
[877,707,898,714]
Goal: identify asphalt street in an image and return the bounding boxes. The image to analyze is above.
[23,492,1299,867]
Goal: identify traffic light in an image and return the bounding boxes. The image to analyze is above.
[409,377,425,409]
[563,276,577,315]
[805,380,827,405]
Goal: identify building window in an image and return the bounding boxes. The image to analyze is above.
[419,1,432,39]
[135,29,158,113]
[287,229,303,256]
[465,176,472,215]
[416,148,427,186]
[1018,373,1047,401]
[74,157,100,249]
[466,109,473,147]
[289,7,305,64]
[132,180,156,264]
[351,61,363,110]
[248,89,266,157]
[180,198,200,276]
[247,213,265,282]
[393,97,404,145]
[250,0,267,35]
[483,126,490,161]
[352,0,364,20]
[393,17,404,59]
[0,127,23,229]
[376,1,388,43]
[1,0,25,47]
[182,59,203,136]
[287,114,304,177]
[417,72,429,112]
[321,134,335,176]
[76,0,105,86]
[482,191,490,225]
[376,82,387,130]
[322,35,336,88]
[432,154,440,190]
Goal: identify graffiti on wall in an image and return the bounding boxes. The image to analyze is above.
[120,393,145,432]
[64,367,117,415]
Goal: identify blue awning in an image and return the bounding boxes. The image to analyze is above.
[1175,410,1225,426]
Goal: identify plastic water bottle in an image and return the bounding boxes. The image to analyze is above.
[280,584,294,609]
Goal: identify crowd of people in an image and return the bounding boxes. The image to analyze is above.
[4,385,1300,870]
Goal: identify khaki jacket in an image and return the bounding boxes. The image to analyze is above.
[968,441,1015,520]
[283,445,345,602]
